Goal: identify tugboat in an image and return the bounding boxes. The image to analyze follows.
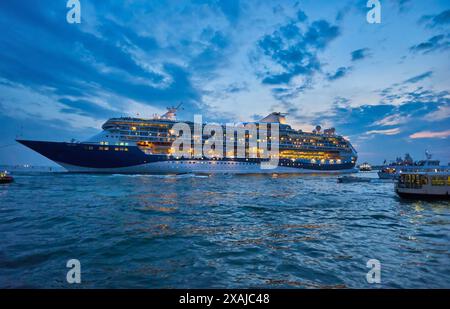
[395,171,449,200]
[359,162,372,171]
[0,171,14,184]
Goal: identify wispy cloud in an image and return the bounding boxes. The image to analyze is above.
[350,48,370,61]
[372,114,408,127]
[419,9,450,28]
[410,130,450,139]
[409,34,450,54]
[423,105,450,121]
[403,71,433,84]
[366,128,401,136]
[397,0,412,13]
[326,66,352,81]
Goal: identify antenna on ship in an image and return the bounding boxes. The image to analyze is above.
[161,102,184,120]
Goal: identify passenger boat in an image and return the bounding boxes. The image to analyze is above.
[378,166,397,179]
[359,162,372,171]
[17,106,358,174]
[395,171,450,200]
[378,152,445,179]
[0,171,14,184]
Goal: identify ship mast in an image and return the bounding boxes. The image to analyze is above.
[160,102,183,120]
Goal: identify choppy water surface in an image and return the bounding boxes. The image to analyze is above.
[0,171,449,288]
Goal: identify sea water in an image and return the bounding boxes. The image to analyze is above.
[0,171,449,288]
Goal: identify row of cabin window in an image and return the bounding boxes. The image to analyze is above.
[431,176,450,186]
[100,141,129,146]
[401,175,450,186]
[87,146,128,152]
[170,161,254,165]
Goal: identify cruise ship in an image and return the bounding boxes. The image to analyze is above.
[17,107,358,174]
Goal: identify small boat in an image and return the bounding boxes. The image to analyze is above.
[338,176,372,183]
[0,171,14,184]
[359,162,372,171]
[395,171,449,200]
[378,166,397,179]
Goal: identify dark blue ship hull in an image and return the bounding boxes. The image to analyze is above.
[17,140,357,173]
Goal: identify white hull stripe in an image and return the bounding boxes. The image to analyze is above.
[57,161,358,174]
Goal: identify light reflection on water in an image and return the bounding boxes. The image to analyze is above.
[0,171,449,288]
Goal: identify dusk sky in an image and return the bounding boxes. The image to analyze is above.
[0,0,449,165]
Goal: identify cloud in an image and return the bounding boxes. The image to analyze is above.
[419,9,450,28]
[1,0,449,166]
[312,85,449,142]
[216,0,241,24]
[372,114,409,127]
[377,81,450,105]
[296,9,308,22]
[409,34,450,54]
[326,66,351,81]
[332,96,351,108]
[224,82,249,93]
[252,12,340,99]
[403,71,433,84]
[188,28,231,73]
[351,48,370,61]
[423,105,450,122]
[396,0,412,13]
[58,98,117,118]
[366,128,401,136]
[313,104,397,136]
[0,0,242,124]
[251,114,264,121]
[410,130,450,139]
[271,78,314,101]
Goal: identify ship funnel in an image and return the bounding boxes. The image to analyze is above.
[259,112,287,124]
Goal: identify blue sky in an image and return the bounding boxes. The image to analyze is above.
[0,0,449,165]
